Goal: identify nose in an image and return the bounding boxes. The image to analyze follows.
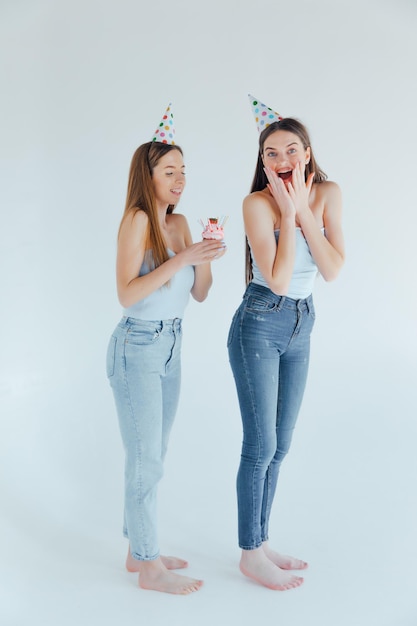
[273,155,289,170]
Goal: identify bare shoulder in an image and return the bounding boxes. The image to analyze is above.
[168,211,188,225]
[243,190,274,215]
[243,191,276,235]
[167,211,189,233]
[316,180,342,202]
[119,209,149,246]
[314,181,342,217]
[244,189,270,206]
[121,208,149,231]
[166,212,192,247]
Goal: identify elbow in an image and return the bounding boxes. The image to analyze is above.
[117,288,133,309]
[267,278,290,296]
[322,272,338,283]
[191,286,210,302]
[118,295,131,308]
[191,274,213,302]
[321,258,345,282]
[193,294,208,303]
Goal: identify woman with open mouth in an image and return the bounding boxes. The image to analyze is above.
[227,95,345,591]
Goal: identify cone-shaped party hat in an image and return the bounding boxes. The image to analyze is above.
[151,102,175,144]
[248,94,283,133]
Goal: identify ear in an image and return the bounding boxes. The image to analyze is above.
[305,146,311,165]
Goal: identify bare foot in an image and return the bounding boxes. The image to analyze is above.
[137,557,203,595]
[262,541,308,570]
[126,548,188,572]
[240,547,304,591]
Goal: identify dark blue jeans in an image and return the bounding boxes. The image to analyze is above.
[227,282,315,550]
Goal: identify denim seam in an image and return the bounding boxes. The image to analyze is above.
[121,333,149,560]
[238,311,263,551]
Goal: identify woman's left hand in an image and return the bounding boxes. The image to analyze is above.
[288,162,314,218]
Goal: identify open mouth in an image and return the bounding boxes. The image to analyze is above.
[277,171,292,182]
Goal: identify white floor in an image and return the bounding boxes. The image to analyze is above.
[2,1,417,623]
[2,336,416,626]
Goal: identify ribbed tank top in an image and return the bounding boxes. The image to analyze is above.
[123,249,195,320]
[250,228,323,299]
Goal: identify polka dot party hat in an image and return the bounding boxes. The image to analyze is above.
[151,102,176,144]
[248,94,283,133]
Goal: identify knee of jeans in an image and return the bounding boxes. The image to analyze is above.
[243,439,276,467]
[273,439,293,464]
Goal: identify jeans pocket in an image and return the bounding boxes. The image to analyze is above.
[309,303,316,321]
[245,294,276,313]
[126,323,162,346]
[106,335,117,378]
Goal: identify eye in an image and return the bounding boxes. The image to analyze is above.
[288,148,297,155]
[266,151,277,158]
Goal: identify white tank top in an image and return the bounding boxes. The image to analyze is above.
[250,228,323,299]
[123,249,195,320]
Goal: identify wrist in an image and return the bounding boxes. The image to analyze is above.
[172,250,186,270]
[296,206,312,223]
[280,214,296,228]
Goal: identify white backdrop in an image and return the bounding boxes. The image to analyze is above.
[1,0,416,624]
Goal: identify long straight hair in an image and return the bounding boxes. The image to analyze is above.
[119,141,183,275]
[245,119,327,285]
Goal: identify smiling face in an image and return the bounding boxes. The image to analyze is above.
[261,129,311,187]
[151,148,186,208]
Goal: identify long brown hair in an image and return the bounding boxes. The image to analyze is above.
[119,141,183,273]
[245,119,327,285]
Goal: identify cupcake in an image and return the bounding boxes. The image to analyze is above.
[201,217,227,240]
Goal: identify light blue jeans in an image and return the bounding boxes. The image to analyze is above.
[227,283,315,550]
[106,316,183,561]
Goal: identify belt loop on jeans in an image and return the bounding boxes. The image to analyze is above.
[276,295,285,312]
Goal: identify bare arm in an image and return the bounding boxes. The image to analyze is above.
[116,210,224,308]
[243,188,296,296]
[183,218,212,302]
[297,181,345,281]
[244,163,317,295]
[182,215,227,302]
[116,210,184,307]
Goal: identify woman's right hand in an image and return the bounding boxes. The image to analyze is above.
[264,166,296,218]
[178,239,226,266]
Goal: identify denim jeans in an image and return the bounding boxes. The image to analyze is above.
[106,316,183,561]
[227,283,315,550]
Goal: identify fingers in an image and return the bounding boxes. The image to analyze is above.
[264,167,287,198]
[193,239,226,264]
[213,247,227,261]
[198,239,224,252]
[291,162,304,189]
[263,163,314,220]
[290,163,313,198]
[264,166,275,185]
[306,172,315,194]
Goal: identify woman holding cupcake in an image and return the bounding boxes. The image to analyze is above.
[106,103,225,595]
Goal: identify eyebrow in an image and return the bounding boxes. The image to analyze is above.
[265,142,299,150]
